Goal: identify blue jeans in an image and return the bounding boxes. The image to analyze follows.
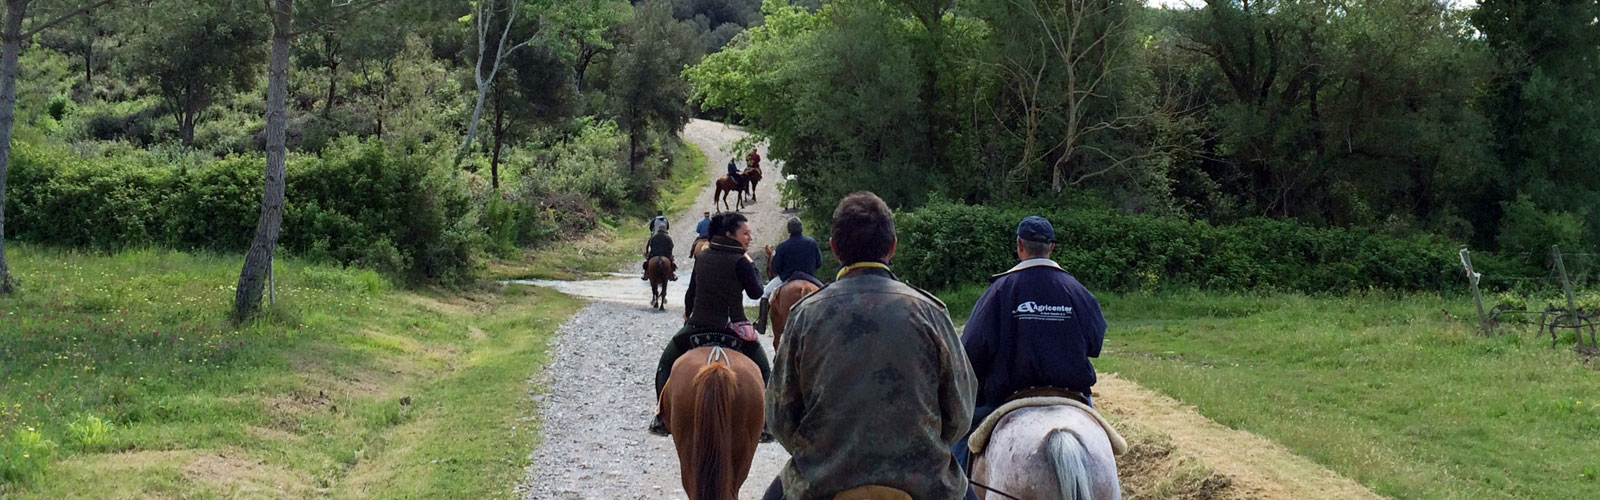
[952,394,1093,472]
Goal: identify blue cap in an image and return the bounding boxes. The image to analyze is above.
[1017,216,1055,243]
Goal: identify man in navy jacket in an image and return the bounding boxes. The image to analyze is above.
[952,215,1106,469]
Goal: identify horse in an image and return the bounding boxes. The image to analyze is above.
[741,167,763,203]
[714,167,762,212]
[646,256,672,310]
[691,238,711,260]
[764,245,820,351]
[660,346,766,500]
[714,175,747,212]
[969,402,1123,500]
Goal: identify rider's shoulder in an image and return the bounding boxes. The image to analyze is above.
[898,281,948,311]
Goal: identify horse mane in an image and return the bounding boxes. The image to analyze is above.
[692,362,737,500]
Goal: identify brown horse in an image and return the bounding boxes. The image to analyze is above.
[661,346,766,500]
[646,256,672,310]
[690,238,711,260]
[763,245,820,351]
[714,167,762,212]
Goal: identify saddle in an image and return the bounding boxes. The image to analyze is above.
[685,330,744,350]
[968,393,1127,457]
[782,271,825,289]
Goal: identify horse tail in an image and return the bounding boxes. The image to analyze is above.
[692,361,737,499]
[1045,428,1094,500]
[653,257,667,283]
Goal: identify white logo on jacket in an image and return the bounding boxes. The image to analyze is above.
[1013,301,1073,321]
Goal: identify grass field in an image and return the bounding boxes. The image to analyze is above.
[939,284,1600,499]
[0,245,583,499]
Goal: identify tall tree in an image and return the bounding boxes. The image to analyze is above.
[124,2,263,147]
[1472,0,1600,242]
[609,0,699,169]
[0,0,119,295]
[233,0,394,321]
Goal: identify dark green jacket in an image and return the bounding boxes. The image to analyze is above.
[646,231,674,258]
[767,267,977,500]
[684,236,762,329]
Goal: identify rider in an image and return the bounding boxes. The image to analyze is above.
[694,211,712,241]
[762,192,978,500]
[649,212,771,439]
[754,217,823,334]
[951,215,1106,470]
[648,210,669,233]
[746,148,761,170]
[727,157,744,192]
[641,222,677,281]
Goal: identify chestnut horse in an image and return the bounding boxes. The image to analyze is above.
[690,238,711,260]
[661,346,766,500]
[763,245,820,351]
[646,256,672,310]
[714,167,762,212]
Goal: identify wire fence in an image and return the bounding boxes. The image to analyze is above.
[1457,245,1600,349]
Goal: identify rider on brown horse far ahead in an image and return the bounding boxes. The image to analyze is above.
[746,148,761,170]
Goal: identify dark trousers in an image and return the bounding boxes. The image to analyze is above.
[760,477,979,500]
[654,324,771,399]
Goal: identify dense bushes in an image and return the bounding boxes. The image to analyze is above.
[7,139,481,285]
[895,201,1461,294]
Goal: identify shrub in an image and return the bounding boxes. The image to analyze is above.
[65,414,113,452]
[894,201,1459,294]
[0,427,57,484]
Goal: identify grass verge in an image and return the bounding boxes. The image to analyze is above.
[0,245,583,499]
[1090,291,1600,499]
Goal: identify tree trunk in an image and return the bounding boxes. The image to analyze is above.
[179,110,196,147]
[233,0,293,322]
[490,85,504,189]
[0,0,30,295]
[321,31,337,118]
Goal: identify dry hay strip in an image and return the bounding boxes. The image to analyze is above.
[1097,373,1384,500]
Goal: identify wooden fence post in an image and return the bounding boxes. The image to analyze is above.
[1553,245,1576,329]
[1460,247,1489,335]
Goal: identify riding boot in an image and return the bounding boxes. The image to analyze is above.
[754,298,770,334]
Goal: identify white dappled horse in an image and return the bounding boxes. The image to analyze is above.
[969,399,1124,500]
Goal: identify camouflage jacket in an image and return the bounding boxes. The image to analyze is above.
[766,267,977,500]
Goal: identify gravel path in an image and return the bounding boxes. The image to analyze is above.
[516,120,792,500]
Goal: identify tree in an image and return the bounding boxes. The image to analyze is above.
[124,1,263,147]
[457,0,597,167]
[233,0,394,321]
[609,0,699,169]
[0,0,119,295]
[1472,0,1600,244]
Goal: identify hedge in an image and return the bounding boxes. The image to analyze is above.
[6,138,480,285]
[894,201,1462,294]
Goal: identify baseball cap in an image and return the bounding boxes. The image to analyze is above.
[1016,216,1055,243]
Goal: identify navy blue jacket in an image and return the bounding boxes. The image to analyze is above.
[962,258,1105,410]
[770,235,822,281]
[695,218,711,239]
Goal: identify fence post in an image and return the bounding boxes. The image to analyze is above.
[1460,247,1489,335]
[268,255,276,306]
[1553,245,1576,329]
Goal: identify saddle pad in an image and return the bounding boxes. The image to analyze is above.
[968,397,1127,456]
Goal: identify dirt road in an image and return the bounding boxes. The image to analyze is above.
[516,120,791,500]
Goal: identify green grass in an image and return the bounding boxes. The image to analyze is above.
[1086,291,1600,499]
[488,139,709,281]
[0,245,583,499]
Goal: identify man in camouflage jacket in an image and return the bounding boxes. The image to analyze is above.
[762,192,978,500]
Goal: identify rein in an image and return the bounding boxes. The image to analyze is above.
[966,461,1028,500]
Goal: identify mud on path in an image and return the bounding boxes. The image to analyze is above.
[513,120,1381,499]
[515,120,790,499]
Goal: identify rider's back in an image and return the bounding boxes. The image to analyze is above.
[768,268,976,500]
[686,238,757,330]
